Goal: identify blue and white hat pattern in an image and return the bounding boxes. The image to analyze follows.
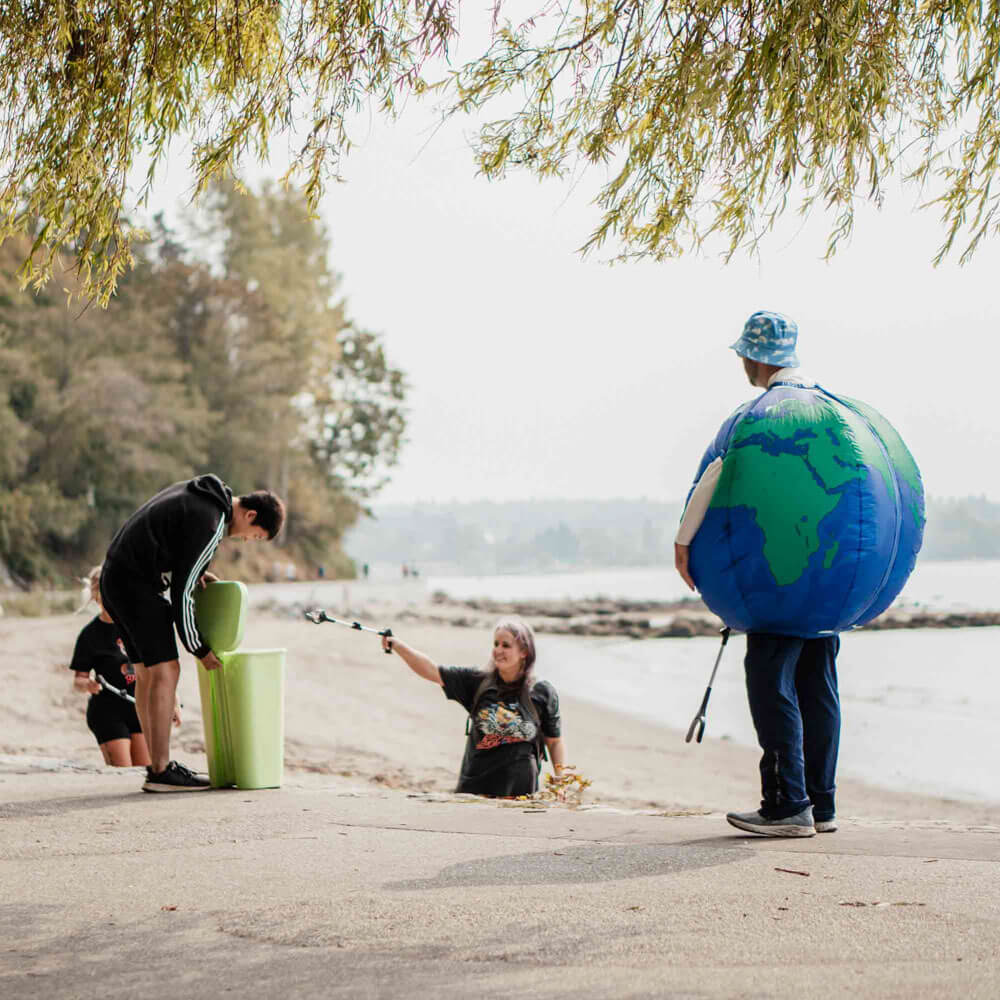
[730,311,799,367]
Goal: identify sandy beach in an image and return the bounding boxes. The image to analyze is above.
[4,607,998,824]
[2,602,999,999]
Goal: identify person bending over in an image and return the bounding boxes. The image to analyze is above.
[100,474,285,792]
[382,618,566,797]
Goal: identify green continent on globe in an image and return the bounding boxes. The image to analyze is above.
[709,396,886,586]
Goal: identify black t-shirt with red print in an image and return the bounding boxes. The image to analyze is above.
[69,616,135,698]
[439,666,561,796]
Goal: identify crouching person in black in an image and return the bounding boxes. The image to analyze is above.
[382,618,566,796]
[70,566,153,768]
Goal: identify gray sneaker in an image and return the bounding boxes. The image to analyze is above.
[815,818,838,833]
[726,807,816,837]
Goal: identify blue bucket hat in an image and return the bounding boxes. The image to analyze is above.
[730,311,799,367]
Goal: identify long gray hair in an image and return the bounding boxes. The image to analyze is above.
[488,617,537,692]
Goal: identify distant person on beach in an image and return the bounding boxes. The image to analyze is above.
[381,619,566,796]
[674,312,840,838]
[100,475,285,792]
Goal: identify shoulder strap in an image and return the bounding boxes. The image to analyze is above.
[521,684,548,764]
[457,672,495,789]
[465,672,497,735]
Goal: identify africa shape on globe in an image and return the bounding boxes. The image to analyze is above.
[687,386,925,637]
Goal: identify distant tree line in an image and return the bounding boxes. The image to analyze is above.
[0,183,406,586]
[345,500,684,574]
[347,496,1000,575]
[921,496,1000,561]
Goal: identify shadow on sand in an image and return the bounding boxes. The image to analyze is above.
[388,840,749,890]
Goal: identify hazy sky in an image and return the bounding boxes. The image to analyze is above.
[147,84,1000,506]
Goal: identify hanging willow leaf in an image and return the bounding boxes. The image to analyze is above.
[2,2,1000,301]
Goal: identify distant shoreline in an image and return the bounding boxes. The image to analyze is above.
[414,595,1000,638]
[251,586,1000,640]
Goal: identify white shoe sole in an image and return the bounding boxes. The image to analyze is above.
[727,816,816,837]
[815,822,838,833]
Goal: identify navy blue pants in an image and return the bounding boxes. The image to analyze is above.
[744,634,840,822]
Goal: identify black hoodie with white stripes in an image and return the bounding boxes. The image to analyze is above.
[105,475,233,659]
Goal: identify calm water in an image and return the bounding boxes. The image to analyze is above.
[428,559,1000,611]
[537,629,1000,805]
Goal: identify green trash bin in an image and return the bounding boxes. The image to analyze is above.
[194,581,286,789]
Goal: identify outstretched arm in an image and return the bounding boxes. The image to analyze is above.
[381,634,443,686]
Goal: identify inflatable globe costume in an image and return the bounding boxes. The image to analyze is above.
[676,311,924,837]
[687,345,925,636]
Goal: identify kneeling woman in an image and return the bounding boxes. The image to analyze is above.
[382,619,565,796]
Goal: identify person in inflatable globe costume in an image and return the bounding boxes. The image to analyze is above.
[675,312,924,837]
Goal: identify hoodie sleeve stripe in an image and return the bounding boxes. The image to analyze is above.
[181,517,226,653]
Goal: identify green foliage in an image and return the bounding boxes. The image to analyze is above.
[451,2,956,261]
[0,1,455,302]
[5,2,1000,299]
[0,182,406,583]
[306,326,407,494]
[0,483,88,583]
[161,180,407,557]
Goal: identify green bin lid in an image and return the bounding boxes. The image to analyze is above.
[194,580,248,654]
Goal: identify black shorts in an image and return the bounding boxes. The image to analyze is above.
[87,693,142,746]
[99,561,178,666]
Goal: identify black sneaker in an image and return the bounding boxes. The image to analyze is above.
[143,761,211,793]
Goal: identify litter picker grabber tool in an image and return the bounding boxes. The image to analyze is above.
[685,626,732,744]
[304,609,394,652]
[96,675,136,704]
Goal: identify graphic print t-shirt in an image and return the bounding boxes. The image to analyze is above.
[439,667,561,795]
[68,616,134,698]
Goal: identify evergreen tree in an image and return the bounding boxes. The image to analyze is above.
[162,182,407,556]
[0,185,406,584]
